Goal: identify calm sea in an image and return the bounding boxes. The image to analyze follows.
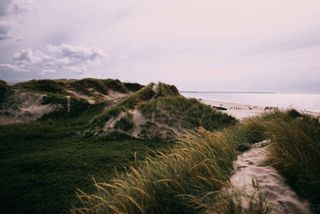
[181,92,320,113]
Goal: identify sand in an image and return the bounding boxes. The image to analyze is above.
[200,99,320,120]
[231,140,312,213]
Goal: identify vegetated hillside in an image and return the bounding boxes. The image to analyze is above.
[85,82,235,139]
[1,78,235,139]
[0,79,237,214]
[0,78,143,125]
[73,110,320,214]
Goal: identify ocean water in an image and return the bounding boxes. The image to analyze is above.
[181,92,320,113]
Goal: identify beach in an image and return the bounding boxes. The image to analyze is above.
[200,99,320,120]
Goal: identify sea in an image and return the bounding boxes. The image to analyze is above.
[181,92,320,113]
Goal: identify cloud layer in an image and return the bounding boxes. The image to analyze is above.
[2,43,108,73]
[0,0,320,92]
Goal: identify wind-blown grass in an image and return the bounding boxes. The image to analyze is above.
[72,107,269,214]
[72,128,240,214]
[73,110,320,213]
[260,110,320,213]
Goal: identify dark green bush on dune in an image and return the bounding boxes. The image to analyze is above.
[16,79,67,94]
[0,80,13,103]
[139,96,236,131]
[123,82,144,92]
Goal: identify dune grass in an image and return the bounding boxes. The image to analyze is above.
[73,110,320,213]
[259,110,320,212]
[139,96,236,131]
[15,79,68,95]
[72,117,269,214]
[72,128,237,214]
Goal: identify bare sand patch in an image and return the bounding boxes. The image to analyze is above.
[231,140,312,213]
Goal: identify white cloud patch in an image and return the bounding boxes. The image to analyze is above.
[1,43,108,73]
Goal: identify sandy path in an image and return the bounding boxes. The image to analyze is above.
[231,140,312,214]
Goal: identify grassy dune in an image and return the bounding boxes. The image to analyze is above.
[72,121,266,213]
[139,96,235,131]
[73,110,320,213]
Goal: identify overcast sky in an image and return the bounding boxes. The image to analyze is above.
[0,0,320,92]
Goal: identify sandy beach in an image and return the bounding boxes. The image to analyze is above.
[200,99,320,120]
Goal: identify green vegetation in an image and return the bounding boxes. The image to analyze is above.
[139,96,236,131]
[260,110,320,212]
[73,110,320,213]
[0,80,13,103]
[72,117,268,214]
[89,83,181,130]
[70,78,131,95]
[0,121,173,214]
[16,79,68,95]
[2,78,319,213]
[123,82,144,92]
[73,129,237,214]
[114,113,134,131]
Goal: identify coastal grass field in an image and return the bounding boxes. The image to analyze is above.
[74,110,320,213]
[0,122,173,214]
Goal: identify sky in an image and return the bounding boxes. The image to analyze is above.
[0,0,320,92]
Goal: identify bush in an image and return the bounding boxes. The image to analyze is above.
[16,79,67,94]
[123,82,144,92]
[114,113,134,131]
[139,96,236,131]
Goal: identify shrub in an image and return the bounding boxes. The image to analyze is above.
[114,113,134,131]
[16,79,67,94]
[139,96,236,131]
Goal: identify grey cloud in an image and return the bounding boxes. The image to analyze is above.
[0,0,32,17]
[1,43,108,73]
[0,0,12,17]
[47,43,108,63]
[0,63,25,72]
[0,0,33,41]
[0,23,11,40]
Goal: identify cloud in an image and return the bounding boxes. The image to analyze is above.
[0,22,11,40]
[47,43,108,63]
[0,0,32,17]
[0,0,33,41]
[0,63,25,72]
[12,48,49,64]
[1,43,108,73]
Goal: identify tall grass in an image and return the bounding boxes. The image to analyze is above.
[72,128,237,214]
[261,110,320,212]
[72,110,320,213]
[72,111,275,214]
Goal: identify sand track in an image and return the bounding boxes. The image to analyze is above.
[231,140,312,213]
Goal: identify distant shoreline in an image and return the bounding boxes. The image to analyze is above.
[193,98,320,120]
[181,91,320,94]
[181,91,276,94]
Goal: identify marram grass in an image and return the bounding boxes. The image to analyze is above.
[72,128,237,214]
[72,110,319,214]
